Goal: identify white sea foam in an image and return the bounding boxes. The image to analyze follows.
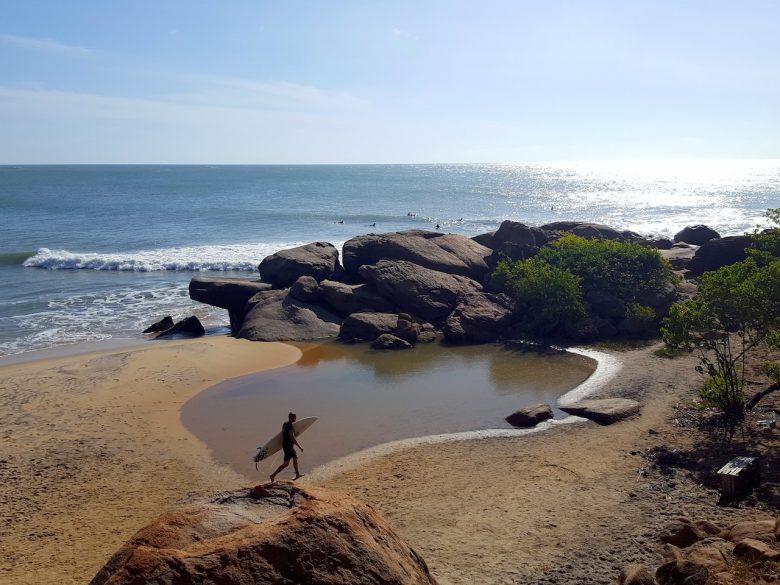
[22,242,314,271]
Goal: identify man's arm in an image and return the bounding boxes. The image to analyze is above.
[291,430,303,451]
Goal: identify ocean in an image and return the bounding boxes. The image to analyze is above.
[1,161,778,357]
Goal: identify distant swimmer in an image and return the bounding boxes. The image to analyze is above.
[369,222,376,227]
[457,218,463,222]
[435,223,441,230]
[337,220,344,224]
[407,212,416,217]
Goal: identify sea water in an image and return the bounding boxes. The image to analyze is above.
[1,161,778,356]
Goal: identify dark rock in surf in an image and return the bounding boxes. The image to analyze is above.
[673,225,720,245]
[143,316,174,334]
[237,289,341,341]
[359,260,483,322]
[342,230,492,280]
[156,316,205,339]
[258,242,340,288]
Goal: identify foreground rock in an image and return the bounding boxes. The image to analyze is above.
[342,230,492,280]
[359,260,483,321]
[189,276,273,330]
[339,312,399,342]
[143,315,173,334]
[673,225,720,245]
[506,403,553,427]
[155,316,205,339]
[90,483,437,585]
[559,398,641,425]
[372,333,412,350]
[443,292,515,344]
[237,290,341,341]
[258,241,340,287]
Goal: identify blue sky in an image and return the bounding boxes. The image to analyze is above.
[1,0,779,163]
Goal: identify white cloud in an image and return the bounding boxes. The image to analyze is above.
[0,33,90,56]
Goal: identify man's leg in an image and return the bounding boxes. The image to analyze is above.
[293,456,304,479]
[270,459,290,482]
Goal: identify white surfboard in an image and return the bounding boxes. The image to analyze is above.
[253,417,318,466]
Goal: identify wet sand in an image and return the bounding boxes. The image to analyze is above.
[182,342,596,477]
[0,337,301,585]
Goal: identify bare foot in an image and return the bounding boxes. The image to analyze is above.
[269,474,276,483]
[293,473,305,481]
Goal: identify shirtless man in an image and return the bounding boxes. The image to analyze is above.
[270,412,304,482]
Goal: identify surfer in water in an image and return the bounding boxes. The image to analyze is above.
[270,412,304,482]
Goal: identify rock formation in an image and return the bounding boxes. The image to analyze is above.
[560,398,641,425]
[258,241,340,287]
[237,289,342,341]
[688,235,751,275]
[155,316,205,339]
[443,292,515,344]
[189,276,273,331]
[90,483,438,585]
[673,225,720,245]
[505,403,553,427]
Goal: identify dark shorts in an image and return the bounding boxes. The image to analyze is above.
[283,446,297,461]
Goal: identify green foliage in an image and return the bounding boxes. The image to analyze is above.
[661,245,780,418]
[763,362,780,385]
[622,303,657,337]
[749,208,780,264]
[536,235,676,319]
[489,257,585,335]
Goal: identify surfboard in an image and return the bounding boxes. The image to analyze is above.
[253,417,318,467]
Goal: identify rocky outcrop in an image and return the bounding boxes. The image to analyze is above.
[342,230,492,280]
[505,403,553,427]
[90,483,437,585]
[443,292,515,344]
[372,334,412,350]
[540,221,625,241]
[489,221,550,260]
[237,289,341,341]
[656,560,708,585]
[143,316,173,334]
[359,260,483,322]
[673,225,720,245]
[471,231,496,249]
[258,242,340,287]
[659,247,698,271]
[340,312,399,342]
[559,398,641,425]
[734,538,780,562]
[189,276,273,331]
[155,316,205,339]
[618,564,656,585]
[319,279,396,315]
[688,235,751,275]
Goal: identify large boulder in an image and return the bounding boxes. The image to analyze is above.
[319,279,396,315]
[673,225,721,245]
[89,483,437,585]
[143,316,174,334]
[733,538,780,562]
[559,398,641,425]
[493,220,549,248]
[688,235,751,275]
[725,518,778,543]
[540,221,624,241]
[189,276,273,331]
[471,231,496,249]
[237,290,341,341]
[443,292,515,344]
[506,403,553,428]
[359,260,483,322]
[340,312,399,342]
[342,230,492,280]
[258,242,340,287]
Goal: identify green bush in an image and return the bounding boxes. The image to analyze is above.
[489,257,585,335]
[763,362,780,385]
[622,303,657,337]
[536,235,676,319]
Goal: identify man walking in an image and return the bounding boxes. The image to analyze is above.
[270,412,304,482]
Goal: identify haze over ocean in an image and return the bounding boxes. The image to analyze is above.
[0,160,778,356]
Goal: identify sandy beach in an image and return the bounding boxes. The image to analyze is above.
[0,337,301,585]
[1,337,773,585]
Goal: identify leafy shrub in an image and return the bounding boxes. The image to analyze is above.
[489,257,585,335]
[621,303,657,337]
[763,362,780,385]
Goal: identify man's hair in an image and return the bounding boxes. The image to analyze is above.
[288,412,296,420]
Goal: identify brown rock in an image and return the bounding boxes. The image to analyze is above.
[559,398,641,425]
[143,315,174,334]
[359,260,483,322]
[343,230,492,280]
[289,275,321,302]
[682,538,734,573]
[443,292,515,344]
[258,241,340,287]
[733,538,780,562]
[673,225,721,245]
[318,279,396,315]
[619,564,655,585]
[688,235,751,275]
[726,519,777,543]
[659,247,698,271]
[658,518,708,548]
[655,560,708,585]
[237,290,341,341]
[371,334,412,350]
[189,276,273,331]
[395,315,420,344]
[89,483,437,585]
[339,312,398,342]
[540,221,624,241]
[155,316,205,339]
[505,403,553,428]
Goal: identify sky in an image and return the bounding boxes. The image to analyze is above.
[0,0,779,164]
